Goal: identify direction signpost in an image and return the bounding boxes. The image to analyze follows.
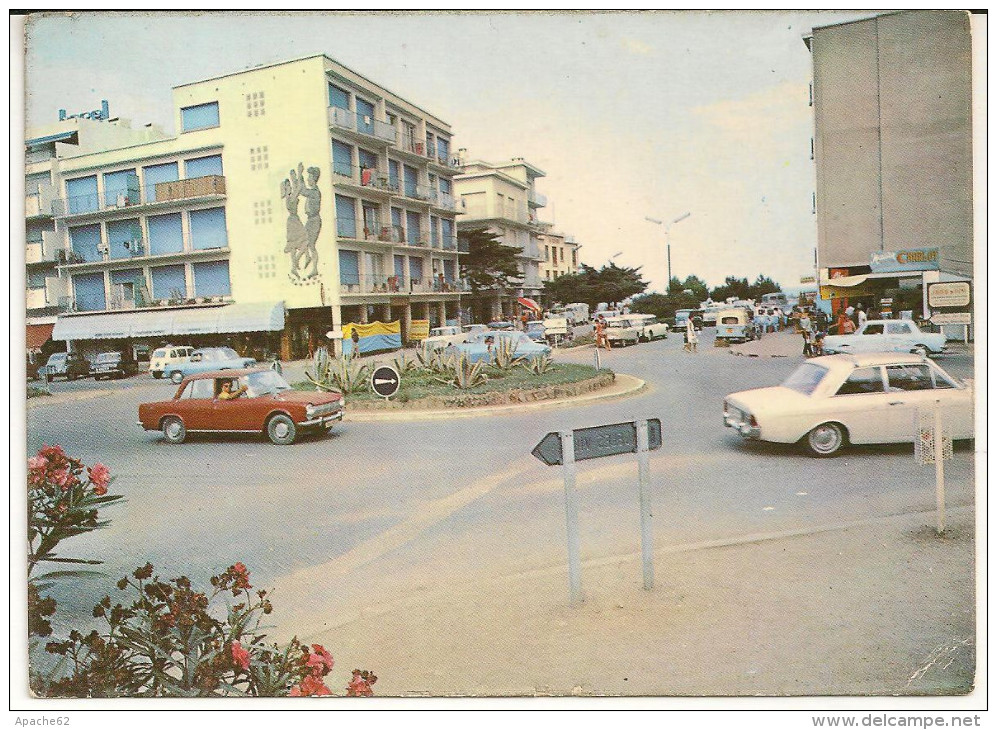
[370,365,401,401]
[533,419,663,604]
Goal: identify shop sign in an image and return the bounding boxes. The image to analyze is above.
[869,247,939,273]
[927,282,971,309]
[820,284,873,300]
[828,268,851,279]
[59,100,110,122]
[930,312,971,325]
[799,275,816,284]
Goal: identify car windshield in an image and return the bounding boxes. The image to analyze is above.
[782,363,830,396]
[243,370,292,397]
[47,354,66,363]
[218,348,240,359]
[152,348,168,358]
[96,353,120,363]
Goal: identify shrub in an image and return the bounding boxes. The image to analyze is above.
[492,338,524,370]
[305,347,369,394]
[522,353,555,376]
[434,351,487,390]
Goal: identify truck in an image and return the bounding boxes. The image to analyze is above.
[564,303,589,324]
[540,316,572,345]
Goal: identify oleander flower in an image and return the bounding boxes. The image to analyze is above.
[231,641,251,670]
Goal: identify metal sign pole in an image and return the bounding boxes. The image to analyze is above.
[561,430,582,605]
[594,348,601,371]
[934,400,946,534]
[636,420,654,589]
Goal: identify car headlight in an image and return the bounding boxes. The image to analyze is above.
[305,404,316,418]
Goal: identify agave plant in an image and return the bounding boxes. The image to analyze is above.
[523,353,555,376]
[491,337,524,370]
[392,351,418,374]
[434,351,487,390]
[305,348,369,394]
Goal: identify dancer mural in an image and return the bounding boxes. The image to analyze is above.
[282,163,322,281]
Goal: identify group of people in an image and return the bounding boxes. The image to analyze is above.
[797,301,873,357]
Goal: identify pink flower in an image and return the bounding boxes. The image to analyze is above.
[27,455,48,472]
[87,463,110,495]
[306,644,334,675]
[50,469,75,491]
[290,674,331,697]
[346,675,374,697]
[231,641,251,670]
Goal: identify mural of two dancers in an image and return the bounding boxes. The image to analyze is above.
[282,163,322,282]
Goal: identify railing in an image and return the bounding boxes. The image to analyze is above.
[26,148,55,165]
[329,106,397,143]
[58,296,77,313]
[26,288,48,310]
[336,219,361,240]
[25,183,56,217]
[413,184,435,202]
[399,135,435,159]
[53,175,226,216]
[528,190,547,207]
[332,165,397,193]
[442,236,458,251]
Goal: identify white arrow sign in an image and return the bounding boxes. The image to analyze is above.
[374,377,397,385]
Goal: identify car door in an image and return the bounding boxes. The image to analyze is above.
[881,363,942,440]
[174,378,216,430]
[211,376,260,431]
[885,321,913,352]
[827,366,893,444]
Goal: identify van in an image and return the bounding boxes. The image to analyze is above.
[149,345,195,379]
[760,292,789,308]
[714,308,758,344]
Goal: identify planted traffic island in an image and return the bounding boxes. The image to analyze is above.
[293,349,615,411]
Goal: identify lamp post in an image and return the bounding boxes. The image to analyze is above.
[645,212,691,289]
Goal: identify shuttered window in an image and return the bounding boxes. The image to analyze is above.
[69,224,102,262]
[66,175,98,214]
[339,250,360,285]
[147,213,184,255]
[332,140,353,177]
[181,102,220,132]
[185,154,223,178]
[151,265,187,300]
[73,272,106,311]
[193,260,231,297]
[335,195,357,238]
[189,208,228,250]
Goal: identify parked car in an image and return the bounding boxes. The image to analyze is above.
[525,321,547,343]
[622,314,669,342]
[672,309,704,332]
[422,325,467,352]
[164,347,257,384]
[138,368,344,445]
[541,316,573,344]
[91,351,140,380]
[714,308,758,344]
[41,351,91,382]
[463,324,489,336]
[149,345,195,379]
[487,321,515,331]
[822,319,946,357]
[450,330,552,364]
[723,353,973,457]
[603,316,641,347]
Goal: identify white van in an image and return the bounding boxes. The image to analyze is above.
[149,345,194,379]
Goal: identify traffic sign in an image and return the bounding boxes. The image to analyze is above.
[532,419,662,466]
[370,365,401,399]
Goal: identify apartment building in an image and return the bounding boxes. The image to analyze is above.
[538,229,580,282]
[454,155,548,321]
[30,54,463,360]
[806,11,974,328]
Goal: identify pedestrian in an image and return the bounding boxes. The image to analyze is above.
[595,315,611,351]
[813,330,825,356]
[685,318,699,353]
[834,311,848,335]
[798,310,812,335]
[841,316,856,334]
[845,302,855,325]
[857,303,868,329]
[350,327,361,358]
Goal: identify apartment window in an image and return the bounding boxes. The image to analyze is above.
[441,218,454,247]
[245,91,266,118]
[406,211,421,245]
[572,250,577,267]
[388,159,401,191]
[69,224,102,262]
[329,84,350,110]
[185,154,223,179]
[394,254,406,281]
[103,169,139,208]
[391,207,403,241]
[356,97,375,135]
[436,137,450,162]
[362,204,380,237]
[151,265,187,300]
[189,208,228,250]
[72,272,106,311]
[332,140,353,177]
[111,269,145,305]
[26,269,46,289]
[430,215,440,246]
[193,260,231,297]
[552,248,558,265]
[358,148,378,172]
[439,177,452,195]
[401,121,416,151]
[249,146,269,171]
[252,200,273,226]
[147,213,184,255]
[65,175,99,214]
[403,165,418,198]
[545,245,550,261]
[409,256,424,282]
[26,171,50,193]
[339,250,360,286]
[181,102,219,132]
[443,259,455,283]
[142,162,179,203]
[335,195,357,238]
[106,219,143,259]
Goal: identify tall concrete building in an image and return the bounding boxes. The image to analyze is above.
[26,54,463,361]
[805,11,975,322]
[454,155,548,321]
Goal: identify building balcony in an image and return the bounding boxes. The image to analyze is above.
[26,231,62,265]
[329,106,397,144]
[527,190,547,208]
[53,175,226,218]
[398,135,436,161]
[57,246,230,273]
[26,287,48,310]
[442,236,458,252]
[332,165,397,195]
[26,183,57,219]
[58,293,234,315]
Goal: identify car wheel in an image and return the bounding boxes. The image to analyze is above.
[152,371,162,379]
[170,371,184,385]
[162,416,187,444]
[267,414,297,445]
[911,345,929,357]
[805,422,846,457]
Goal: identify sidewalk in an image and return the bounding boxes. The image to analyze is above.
[305,506,976,697]
[728,330,805,358]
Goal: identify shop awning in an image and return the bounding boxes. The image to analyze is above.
[517,297,541,311]
[824,271,925,288]
[51,302,286,341]
[26,323,55,349]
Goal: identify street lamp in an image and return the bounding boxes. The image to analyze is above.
[645,212,691,288]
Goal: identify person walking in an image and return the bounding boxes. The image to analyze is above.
[685,318,699,353]
[857,303,868,329]
[350,327,361,359]
[595,315,611,351]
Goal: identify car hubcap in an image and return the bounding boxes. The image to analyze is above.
[274,422,290,439]
[811,426,840,452]
[167,422,181,439]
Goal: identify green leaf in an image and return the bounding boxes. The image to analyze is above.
[33,570,105,581]
[37,557,104,565]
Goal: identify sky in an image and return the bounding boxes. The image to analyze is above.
[21,10,878,294]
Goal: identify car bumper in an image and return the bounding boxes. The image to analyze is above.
[723,413,761,439]
[300,410,344,428]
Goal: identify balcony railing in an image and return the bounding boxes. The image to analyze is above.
[329,107,397,143]
[528,190,548,207]
[332,164,397,193]
[53,175,226,216]
[442,236,458,252]
[26,148,55,165]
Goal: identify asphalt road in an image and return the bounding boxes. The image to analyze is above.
[25,331,976,636]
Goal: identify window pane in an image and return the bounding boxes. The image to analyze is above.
[356,98,375,134]
[181,102,220,132]
[835,367,884,395]
[358,148,378,171]
[193,260,231,297]
[332,141,353,177]
[189,379,214,399]
[189,208,228,250]
[69,224,102,262]
[107,219,143,259]
[329,84,350,110]
[862,324,884,335]
[886,364,933,392]
[408,256,423,281]
[335,195,357,238]
[406,211,420,244]
[147,213,184,255]
[151,265,187,300]
[66,175,99,213]
[103,169,139,207]
[339,250,360,285]
[73,272,106,311]
[887,323,911,335]
[185,155,223,178]
[143,162,179,203]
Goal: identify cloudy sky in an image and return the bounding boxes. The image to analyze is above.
[22,10,877,293]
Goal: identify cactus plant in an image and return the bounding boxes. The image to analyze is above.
[523,353,555,376]
[434,351,487,390]
[305,347,369,394]
[491,337,524,370]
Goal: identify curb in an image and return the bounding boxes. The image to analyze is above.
[344,373,647,422]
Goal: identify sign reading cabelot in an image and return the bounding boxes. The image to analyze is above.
[869,247,940,273]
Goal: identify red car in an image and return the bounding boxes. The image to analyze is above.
[138,368,344,445]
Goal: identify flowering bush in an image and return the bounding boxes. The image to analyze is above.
[27,444,123,581]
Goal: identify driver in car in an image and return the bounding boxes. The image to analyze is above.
[218,379,248,400]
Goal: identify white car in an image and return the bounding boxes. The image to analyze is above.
[723,353,973,457]
[823,319,946,357]
[603,316,640,346]
[422,326,467,351]
[622,314,669,342]
[149,345,195,379]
